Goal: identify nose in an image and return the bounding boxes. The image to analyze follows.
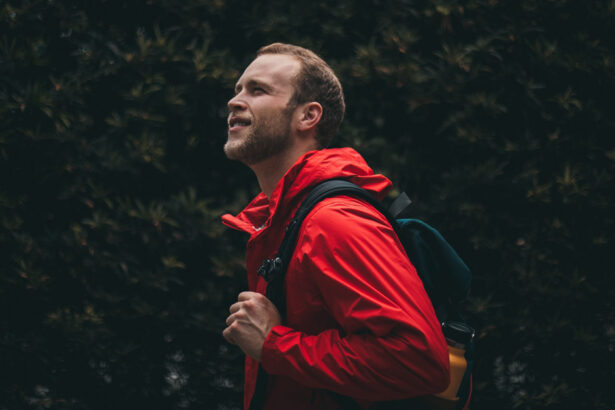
[227,93,247,112]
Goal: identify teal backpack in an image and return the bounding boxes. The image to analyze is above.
[253,179,475,410]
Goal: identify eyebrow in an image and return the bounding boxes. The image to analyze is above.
[234,79,273,94]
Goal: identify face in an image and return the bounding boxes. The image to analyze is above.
[225,54,300,165]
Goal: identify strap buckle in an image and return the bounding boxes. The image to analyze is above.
[257,257,283,282]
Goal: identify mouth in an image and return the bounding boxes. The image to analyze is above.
[228,116,252,132]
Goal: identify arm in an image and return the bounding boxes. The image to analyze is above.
[260,197,450,400]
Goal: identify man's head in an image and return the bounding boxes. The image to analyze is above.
[256,43,345,148]
[225,43,345,165]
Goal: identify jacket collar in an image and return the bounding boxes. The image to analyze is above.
[222,147,392,235]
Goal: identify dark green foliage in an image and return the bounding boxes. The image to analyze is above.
[1,0,613,409]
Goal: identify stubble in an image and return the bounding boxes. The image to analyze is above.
[224,108,294,166]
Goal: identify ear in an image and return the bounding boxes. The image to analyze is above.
[296,102,323,133]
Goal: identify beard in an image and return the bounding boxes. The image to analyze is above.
[224,108,293,166]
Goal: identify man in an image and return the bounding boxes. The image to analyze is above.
[222,43,449,410]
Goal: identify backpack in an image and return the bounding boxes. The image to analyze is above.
[252,179,475,410]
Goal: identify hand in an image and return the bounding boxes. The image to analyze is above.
[223,291,282,361]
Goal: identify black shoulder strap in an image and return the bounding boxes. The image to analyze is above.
[281,180,393,267]
[287,178,403,257]
[257,179,396,318]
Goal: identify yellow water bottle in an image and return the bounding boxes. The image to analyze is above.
[431,321,475,409]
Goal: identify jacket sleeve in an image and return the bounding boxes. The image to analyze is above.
[260,197,450,401]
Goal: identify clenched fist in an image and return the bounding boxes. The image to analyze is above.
[223,291,282,361]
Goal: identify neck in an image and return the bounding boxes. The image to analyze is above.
[251,143,317,198]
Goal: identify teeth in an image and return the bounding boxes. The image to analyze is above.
[230,119,250,127]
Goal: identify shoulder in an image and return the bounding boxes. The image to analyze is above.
[300,195,394,241]
[292,193,417,291]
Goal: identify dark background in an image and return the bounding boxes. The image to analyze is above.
[1,1,614,409]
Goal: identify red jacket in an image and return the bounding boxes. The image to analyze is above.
[222,148,450,410]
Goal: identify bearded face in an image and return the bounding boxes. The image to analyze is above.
[224,103,294,166]
[225,54,302,166]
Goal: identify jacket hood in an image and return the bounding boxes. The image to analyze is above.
[222,147,393,235]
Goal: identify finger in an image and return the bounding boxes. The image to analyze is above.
[229,302,242,314]
[222,326,236,345]
[225,312,241,326]
[238,291,258,301]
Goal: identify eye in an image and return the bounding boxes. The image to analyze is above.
[252,87,265,94]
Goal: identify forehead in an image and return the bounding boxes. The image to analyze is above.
[236,54,300,91]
